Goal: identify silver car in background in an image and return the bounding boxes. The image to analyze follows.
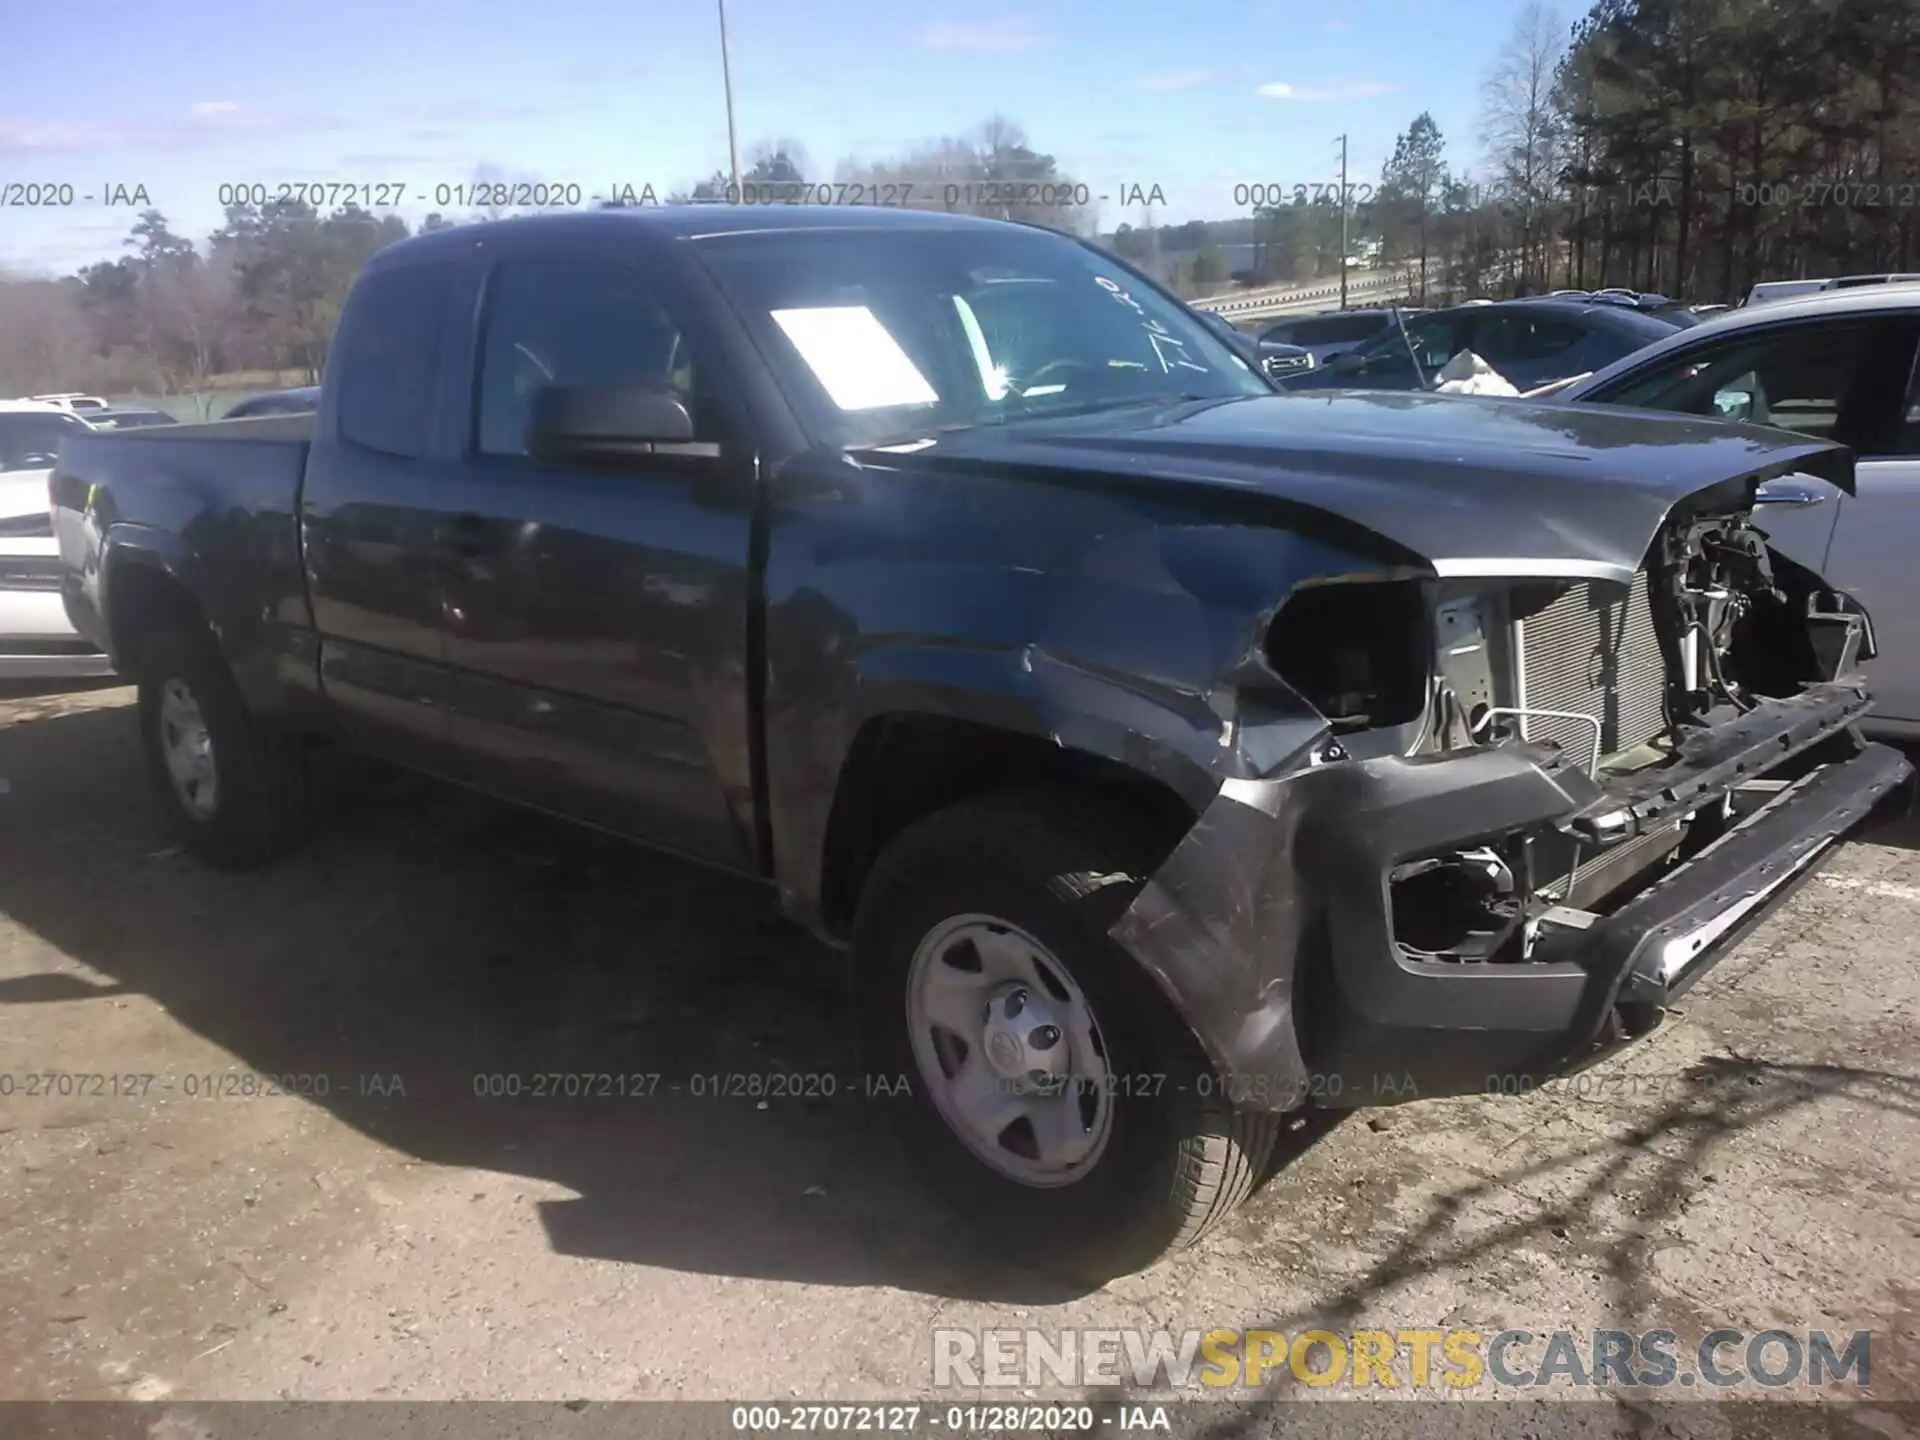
[0,401,114,679]
[1562,283,1920,737]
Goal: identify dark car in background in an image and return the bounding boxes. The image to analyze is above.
[1254,340,1316,380]
[1257,308,1410,365]
[223,386,321,419]
[1191,310,1316,382]
[1276,298,1684,393]
[88,407,180,430]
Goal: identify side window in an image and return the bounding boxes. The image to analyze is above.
[335,266,451,458]
[1600,321,1908,452]
[476,260,700,457]
[1901,339,1920,455]
[1576,326,1654,372]
[0,413,87,472]
[1292,314,1382,347]
[1474,315,1585,365]
[1358,317,1459,376]
[1331,314,1391,345]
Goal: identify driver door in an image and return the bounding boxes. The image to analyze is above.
[432,252,763,870]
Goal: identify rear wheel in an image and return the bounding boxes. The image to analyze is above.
[853,792,1280,1282]
[138,623,310,868]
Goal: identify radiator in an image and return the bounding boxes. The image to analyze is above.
[1516,571,1667,766]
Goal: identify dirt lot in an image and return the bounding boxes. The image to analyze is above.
[2,682,1918,1409]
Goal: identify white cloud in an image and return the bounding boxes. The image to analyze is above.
[1258,79,1400,102]
[915,18,1045,52]
[1136,69,1214,92]
[0,120,130,153]
[190,100,242,119]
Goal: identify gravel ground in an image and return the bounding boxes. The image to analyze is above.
[1,682,1916,1416]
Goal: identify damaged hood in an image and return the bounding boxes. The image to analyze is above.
[870,391,1855,586]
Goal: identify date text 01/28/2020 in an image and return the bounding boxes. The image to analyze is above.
[992,1071,1415,1105]
[465,1071,916,1100]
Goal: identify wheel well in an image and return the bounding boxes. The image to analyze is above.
[106,562,208,675]
[817,714,1201,937]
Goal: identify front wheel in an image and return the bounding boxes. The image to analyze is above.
[853,792,1280,1282]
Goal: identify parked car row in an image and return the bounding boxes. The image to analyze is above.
[1273,297,1684,394]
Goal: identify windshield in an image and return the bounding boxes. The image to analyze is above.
[0,411,88,472]
[693,226,1269,446]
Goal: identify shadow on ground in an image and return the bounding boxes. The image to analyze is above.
[1859,744,1920,850]
[0,697,1344,1305]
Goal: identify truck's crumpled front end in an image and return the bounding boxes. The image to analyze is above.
[1111,496,1915,1112]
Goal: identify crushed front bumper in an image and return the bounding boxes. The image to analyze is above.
[1109,680,1914,1112]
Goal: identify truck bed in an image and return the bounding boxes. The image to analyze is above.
[109,412,315,443]
[52,414,315,678]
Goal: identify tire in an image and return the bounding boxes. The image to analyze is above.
[138,621,310,869]
[853,791,1281,1282]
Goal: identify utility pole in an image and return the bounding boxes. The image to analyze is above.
[1336,133,1349,311]
[717,0,743,200]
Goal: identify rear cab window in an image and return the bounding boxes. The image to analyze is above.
[334,264,456,458]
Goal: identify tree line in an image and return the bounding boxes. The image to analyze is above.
[0,118,1092,403]
[1335,0,1919,306]
[5,0,1916,403]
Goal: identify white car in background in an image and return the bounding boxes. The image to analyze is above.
[1561,282,1920,737]
[20,392,111,416]
[0,400,114,679]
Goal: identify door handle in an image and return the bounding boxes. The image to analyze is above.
[1754,478,1830,507]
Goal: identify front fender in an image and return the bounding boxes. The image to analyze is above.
[759,452,1412,926]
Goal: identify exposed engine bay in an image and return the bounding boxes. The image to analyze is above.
[1266,505,1878,972]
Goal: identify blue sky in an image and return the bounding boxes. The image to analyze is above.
[0,0,1550,273]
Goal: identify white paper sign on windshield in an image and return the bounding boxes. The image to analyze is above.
[771,306,939,411]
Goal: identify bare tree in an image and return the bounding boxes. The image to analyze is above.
[0,274,95,397]
[1482,0,1567,289]
[150,254,234,416]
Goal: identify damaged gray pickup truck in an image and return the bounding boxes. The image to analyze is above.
[52,207,1914,1279]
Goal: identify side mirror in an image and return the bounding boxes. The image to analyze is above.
[1712,388,1756,421]
[525,384,710,460]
